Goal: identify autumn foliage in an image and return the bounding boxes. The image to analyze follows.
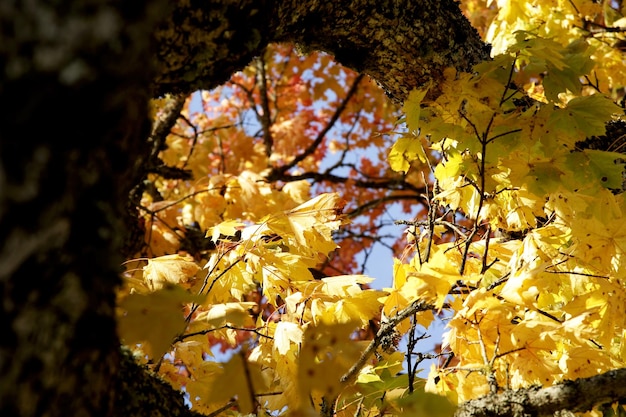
[118,1,626,416]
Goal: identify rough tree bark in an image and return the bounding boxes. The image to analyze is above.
[0,1,622,417]
[0,1,177,416]
[152,0,490,102]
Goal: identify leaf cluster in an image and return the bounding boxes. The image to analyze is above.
[391,8,626,412]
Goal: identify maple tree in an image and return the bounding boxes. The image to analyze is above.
[117,0,626,415]
[6,0,626,417]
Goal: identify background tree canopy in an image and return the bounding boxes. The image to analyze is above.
[4,1,626,417]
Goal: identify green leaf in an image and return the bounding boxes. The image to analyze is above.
[549,95,620,142]
[509,35,594,102]
[526,161,566,195]
[354,372,411,411]
[565,150,626,191]
[512,34,567,71]
[542,39,595,102]
[420,110,469,150]
[395,387,457,417]
[586,150,626,190]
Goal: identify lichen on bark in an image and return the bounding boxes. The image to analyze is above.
[270,0,490,101]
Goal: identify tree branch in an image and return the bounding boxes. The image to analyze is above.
[153,0,490,102]
[341,299,435,384]
[0,1,492,416]
[274,170,425,194]
[455,368,626,417]
[256,51,275,158]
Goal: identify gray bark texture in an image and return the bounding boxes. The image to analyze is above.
[0,0,622,416]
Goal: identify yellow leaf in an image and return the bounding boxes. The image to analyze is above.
[265,192,343,257]
[207,219,245,243]
[321,289,386,326]
[319,274,375,296]
[356,372,383,384]
[395,387,456,417]
[184,361,222,413]
[118,286,203,358]
[175,340,207,371]
[195,302,257,328]
[403,86,430,133]
[408,249,461,309]
[558,345,615,379]
[297,321,364,413]
[190,353,268,414]
[274,321,304,355]
[383,290,412,334]
[143,254,200,291]
[282,179,311,204]
[388,134,429,174]
[371,350,406,377]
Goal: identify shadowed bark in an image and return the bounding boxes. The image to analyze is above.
[0,1,170,415]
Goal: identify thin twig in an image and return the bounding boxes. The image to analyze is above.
[205,400,236,417]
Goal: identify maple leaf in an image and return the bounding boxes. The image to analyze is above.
[393,387,456,417]
[174,340,207,371]
[206,219,245,243]
[296,321,364,414]
[388,134,429,174]
[118,286,203,358]
[127,19,626,416]
[317,274,375,296]
[402,86,430,133]
[188,353,268,414]
[273,321,304,355]
[549,94,620,141]
[264,192,344,258]
[564,149,626,191]
[143,254,200,291]
[320,289,386,326]
[195,302,257,328]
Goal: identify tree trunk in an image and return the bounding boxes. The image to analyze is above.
[0,1,169,416]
